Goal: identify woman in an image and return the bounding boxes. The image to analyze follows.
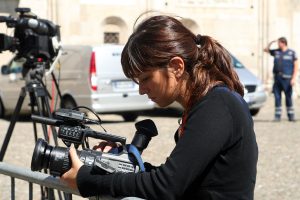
[61,15,258,200]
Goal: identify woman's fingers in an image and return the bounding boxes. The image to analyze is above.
[93,141,117,153]
[93,141,108,151]
[60,146,83,190]
[69,147,83,167]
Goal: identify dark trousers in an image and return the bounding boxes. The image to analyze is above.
[273,74,294,119]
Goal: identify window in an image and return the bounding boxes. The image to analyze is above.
[104,32,119,44]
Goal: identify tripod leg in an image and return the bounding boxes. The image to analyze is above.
[33,89,49,142]
[41,96,58,146]
[51,72,62,101]
[29,91,39,142]
[32,118,39,142]
[0,87,26,161]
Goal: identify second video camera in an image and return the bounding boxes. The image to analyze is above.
[30,109,158,176]
[0,7,60,67]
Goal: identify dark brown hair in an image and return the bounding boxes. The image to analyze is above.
[121,15,244,109]
[278,37,288,46]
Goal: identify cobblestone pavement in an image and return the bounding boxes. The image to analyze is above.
[0,94,299,200]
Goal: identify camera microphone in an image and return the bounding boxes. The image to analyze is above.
[32,115,64,126]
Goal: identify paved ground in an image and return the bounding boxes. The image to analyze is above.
[0,94,299,200]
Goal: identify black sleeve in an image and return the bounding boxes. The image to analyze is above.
[76,95,233,199]
[269,49,278,56]
[144,162,157,172]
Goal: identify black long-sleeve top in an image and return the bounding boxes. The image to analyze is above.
[76,86,258,200]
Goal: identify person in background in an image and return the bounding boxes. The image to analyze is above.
[61,15,258,200]
[264,37,298,121]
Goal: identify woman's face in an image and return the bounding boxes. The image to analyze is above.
[136,67,179,107]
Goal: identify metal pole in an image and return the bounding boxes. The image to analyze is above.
[11,177,15,200]
[0,162,80,195]
[29,182,33,200]
[0,162,109,200]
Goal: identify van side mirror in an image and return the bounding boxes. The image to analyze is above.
[1,65,10,75]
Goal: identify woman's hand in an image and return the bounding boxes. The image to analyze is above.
[61,146,83,190]
[93,141,118,153]
[61,141,118,189]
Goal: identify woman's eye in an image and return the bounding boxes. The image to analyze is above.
[140,76,150,83]
[141,77,148,82]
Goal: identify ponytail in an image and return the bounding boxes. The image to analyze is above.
[186,35,244,108]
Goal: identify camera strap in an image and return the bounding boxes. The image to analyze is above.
[127,144,145,172]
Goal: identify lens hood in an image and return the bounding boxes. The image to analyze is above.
[31,138,47,171]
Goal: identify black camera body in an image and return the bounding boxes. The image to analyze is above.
[32,139,141,177]
[31,109,158,176]
[0,7,60,70]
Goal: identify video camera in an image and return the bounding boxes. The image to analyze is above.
[0,7,60,71]
[30,109,158,176]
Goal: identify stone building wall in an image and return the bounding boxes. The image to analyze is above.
[1,0,300,84]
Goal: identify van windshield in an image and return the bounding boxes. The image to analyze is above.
[231,56,245,69]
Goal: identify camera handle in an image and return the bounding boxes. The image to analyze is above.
[84,129,127,147]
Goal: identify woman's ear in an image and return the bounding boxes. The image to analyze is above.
[169,57,185,78]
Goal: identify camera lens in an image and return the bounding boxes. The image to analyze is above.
[31,138,71,176]
[31,138,52,171]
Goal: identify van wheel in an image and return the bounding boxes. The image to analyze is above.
[61,97,77,110]
[250,109,260,116]
[121,113,138,122]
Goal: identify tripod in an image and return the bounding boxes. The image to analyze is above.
[0,63,72,200]
[0,64,60,160]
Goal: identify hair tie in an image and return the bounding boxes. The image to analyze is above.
[196,34,202,45]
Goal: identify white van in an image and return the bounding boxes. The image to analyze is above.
[0,44,154,121]
[87,44,154,120]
